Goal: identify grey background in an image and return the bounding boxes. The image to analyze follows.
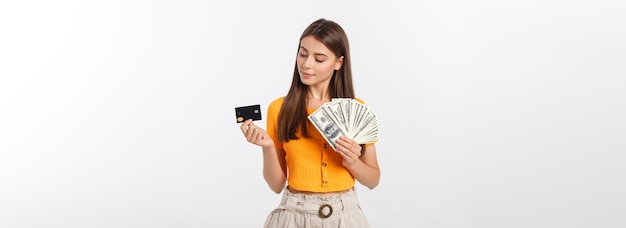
[1,0,625,227]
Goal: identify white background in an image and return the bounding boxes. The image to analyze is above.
[1,0,625,227]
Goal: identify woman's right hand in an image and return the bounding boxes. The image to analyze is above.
[240,119,274,148]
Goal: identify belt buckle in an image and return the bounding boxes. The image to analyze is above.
[318,204,333,218]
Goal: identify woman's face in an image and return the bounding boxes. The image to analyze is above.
[297,35,343,86]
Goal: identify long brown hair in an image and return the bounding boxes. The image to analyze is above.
[277,18,355,142]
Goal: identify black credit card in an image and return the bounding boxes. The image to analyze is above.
[235,104,262,123]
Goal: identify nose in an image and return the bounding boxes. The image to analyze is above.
[302,56,314,69]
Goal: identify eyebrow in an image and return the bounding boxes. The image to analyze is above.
[299,46,329,57]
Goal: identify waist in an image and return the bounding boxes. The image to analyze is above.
[280,186,361,218]
[287,186,351,197]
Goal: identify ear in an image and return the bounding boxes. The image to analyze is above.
[334,56,344,70]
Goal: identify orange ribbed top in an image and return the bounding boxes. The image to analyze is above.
[266,97,372,192]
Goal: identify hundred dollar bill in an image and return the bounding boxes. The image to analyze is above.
[309,98,379,149]
[353,112,375,142]
[325,101,349,136]
[308,107,346,151]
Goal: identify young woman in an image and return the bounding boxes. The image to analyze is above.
[239,18,380,228]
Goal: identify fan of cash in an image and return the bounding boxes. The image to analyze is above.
[308,98,379,151]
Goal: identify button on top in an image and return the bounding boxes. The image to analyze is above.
[322,162,327,167]
[323,143,328,149]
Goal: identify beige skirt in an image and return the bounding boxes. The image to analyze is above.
[263,187,370,228]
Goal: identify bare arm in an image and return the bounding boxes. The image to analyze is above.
[335,137,380,189]
[240,119,287,193]
[261,146,287,193]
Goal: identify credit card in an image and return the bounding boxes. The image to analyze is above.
[235,104,262,123]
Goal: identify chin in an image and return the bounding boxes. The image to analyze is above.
[300,77,315,86]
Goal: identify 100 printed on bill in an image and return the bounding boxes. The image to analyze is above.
[308,98,378,151]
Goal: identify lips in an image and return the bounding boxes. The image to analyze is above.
[301,72,314,78]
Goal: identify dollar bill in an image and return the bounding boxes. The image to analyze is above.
[308,107,346,150]
[308,98,379,150]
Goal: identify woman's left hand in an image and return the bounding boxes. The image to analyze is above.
[335,136,362,167]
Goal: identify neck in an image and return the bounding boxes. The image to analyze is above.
[307,86,330,101]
